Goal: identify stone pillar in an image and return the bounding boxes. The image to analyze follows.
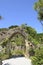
[5,42,12,58]
[25,40,29,58]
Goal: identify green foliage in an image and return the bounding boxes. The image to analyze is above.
[1,38,9,47]
[1,24,42,46]
[35,48,43,59]
[9,25,19,29]
[0,28,8,31]
[26,26,43,44]
[26,26,37,38]
[11,34,25,46]
[31,56,39,65]
[31,47,43,65]
[0,24,43,61]
[0,53,9,60]
[34,0,43,24]
[28,35,39,45]
[21,24,27,29]
[37,33,43,44]
[14,50,24,55]
[29,48,35,56]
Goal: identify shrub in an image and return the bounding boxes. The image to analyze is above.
[29,48,35,56]
[31,47,43,65]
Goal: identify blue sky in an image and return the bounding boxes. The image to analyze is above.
[0,0,43,33]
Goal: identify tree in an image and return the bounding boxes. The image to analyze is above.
[34,0,43,25]
[21,24,27,29]
[31,47,43,65]
[9,25,19,29]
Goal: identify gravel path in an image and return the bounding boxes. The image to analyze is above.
[2,57,32,65]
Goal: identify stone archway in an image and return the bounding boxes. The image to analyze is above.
[6,28,29,57]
